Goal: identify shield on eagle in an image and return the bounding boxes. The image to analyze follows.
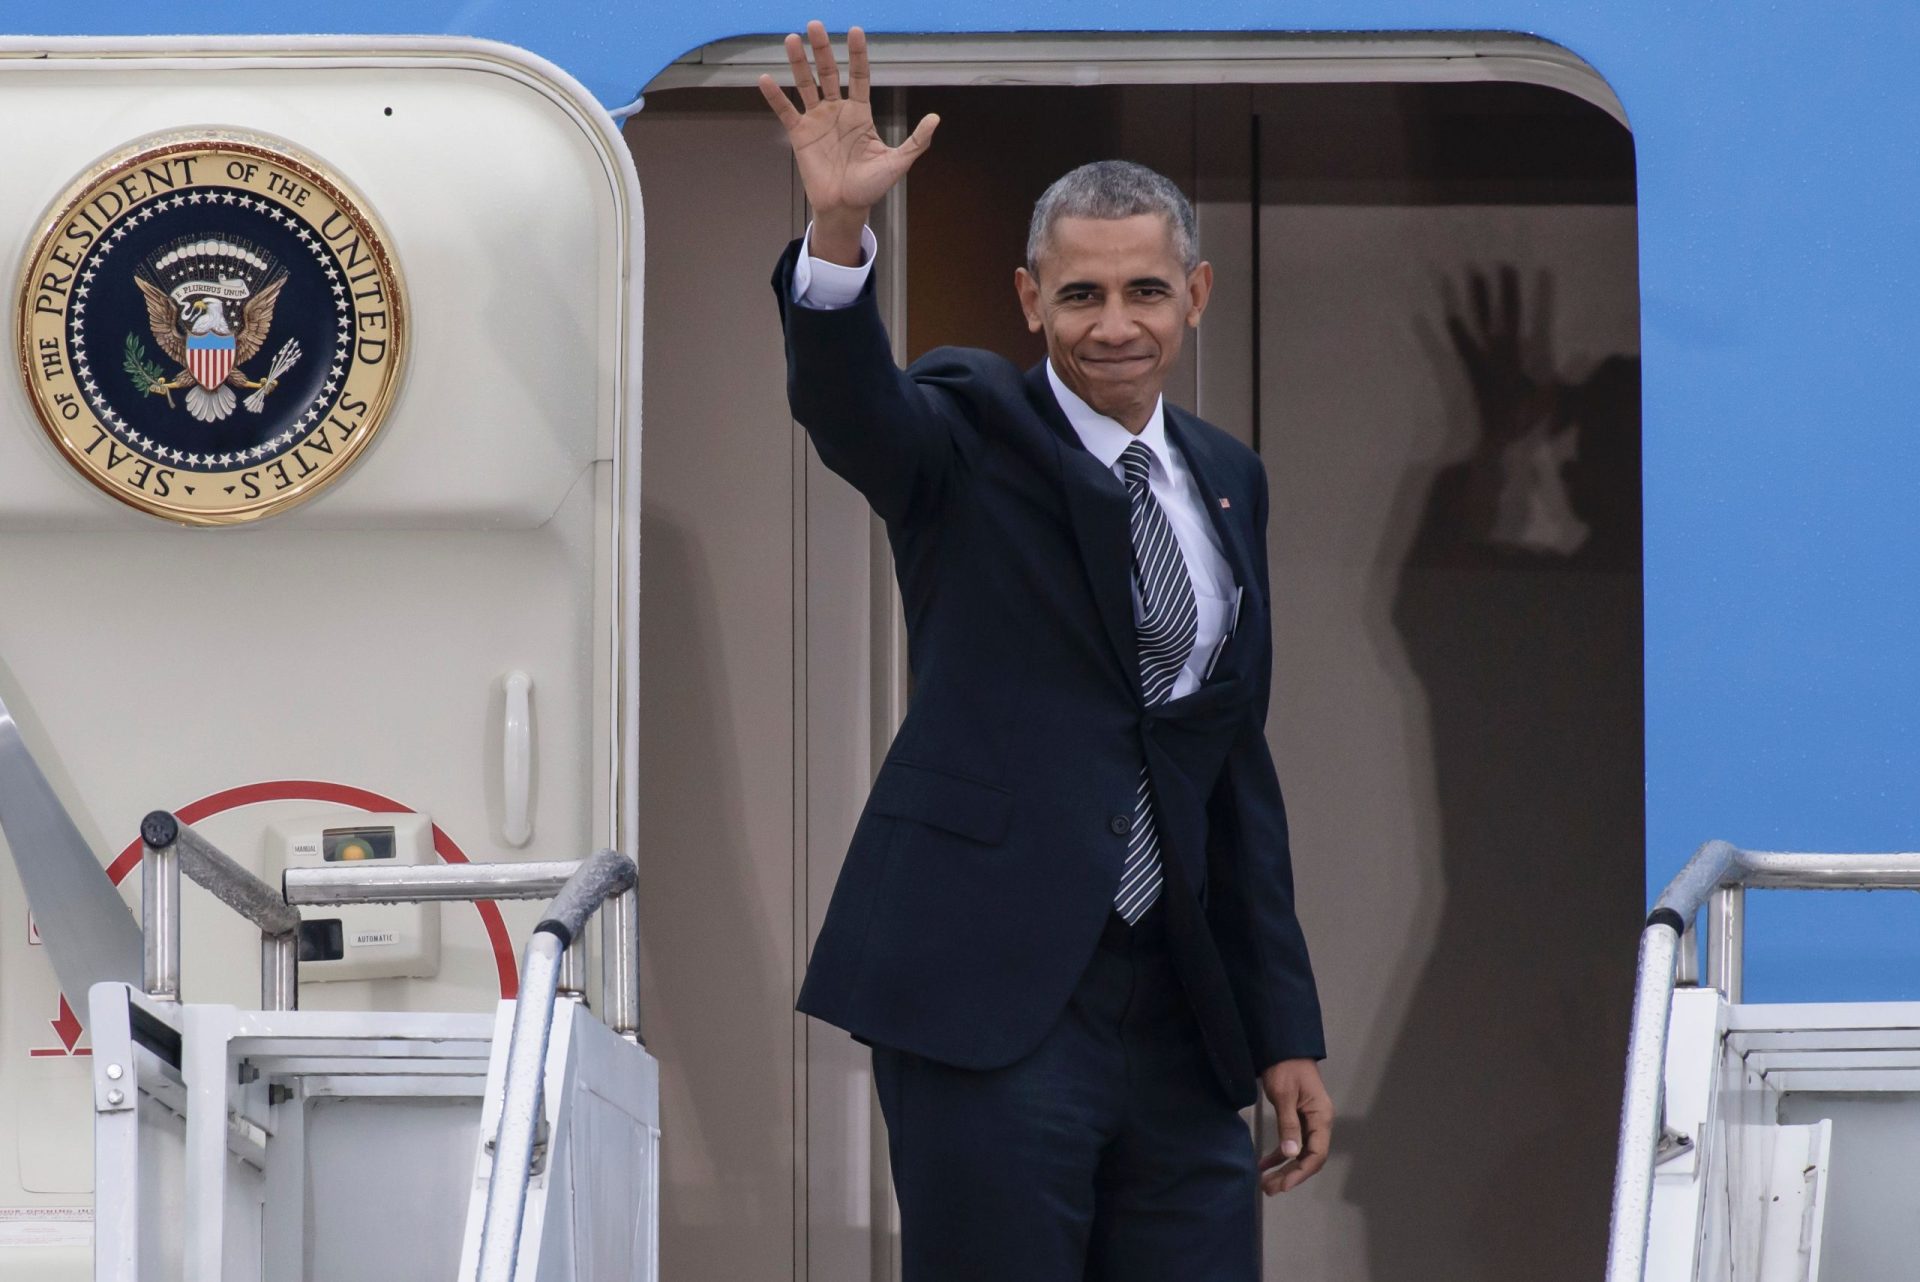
[185,331,237,391]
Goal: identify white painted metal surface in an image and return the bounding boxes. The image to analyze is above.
[84,845,651,1280]
[88,980,500,1281]
[0,35,644,1278]
[1643,988,1722,1279]
[1612,844,1920,1281]
[460,999,661,1281]
[1754,1121,1830,1281]
[1637,991,1920,1281]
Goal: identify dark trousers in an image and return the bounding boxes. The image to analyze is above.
[871,898,1260,1281]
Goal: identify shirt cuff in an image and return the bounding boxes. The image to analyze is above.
[792,222,878,310]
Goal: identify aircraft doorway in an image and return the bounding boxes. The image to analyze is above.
[628,42,1640,1282]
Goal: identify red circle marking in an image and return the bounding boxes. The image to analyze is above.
[105,780,517,998]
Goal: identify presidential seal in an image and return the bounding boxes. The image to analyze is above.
[18,130,406,524]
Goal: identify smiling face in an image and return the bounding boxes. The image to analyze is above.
[1015,212,1213,432]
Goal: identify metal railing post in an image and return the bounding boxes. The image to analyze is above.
[1706,884,1745,1003]
[558,931,587,1002]
[261,932,298,1012]
[605,884,641,1041]
[141,813,180,1002]
[1675,918,1699,987]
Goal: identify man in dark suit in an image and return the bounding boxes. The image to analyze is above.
[759,23,1332,1280]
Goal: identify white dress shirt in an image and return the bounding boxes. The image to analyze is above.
[794,222,1239,698]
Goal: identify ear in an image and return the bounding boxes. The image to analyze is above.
[1014,266,1044,334]
[1185,261,1214,329]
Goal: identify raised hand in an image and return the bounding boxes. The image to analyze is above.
[757,22,939,264]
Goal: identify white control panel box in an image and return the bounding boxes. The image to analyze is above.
[268,813,442,981]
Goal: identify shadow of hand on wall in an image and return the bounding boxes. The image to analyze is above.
[1343,264,1643,1280]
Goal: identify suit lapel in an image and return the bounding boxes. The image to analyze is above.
[1161,406,1257,600]
[1024,363,1141,699]
[1025,367,1262,698]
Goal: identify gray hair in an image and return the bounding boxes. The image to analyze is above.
[1025,160,1199,276]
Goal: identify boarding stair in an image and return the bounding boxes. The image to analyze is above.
[0,691,659,1282]
[1607,841,1920,1282]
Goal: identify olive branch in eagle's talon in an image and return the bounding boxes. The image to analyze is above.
[123,334,174,404]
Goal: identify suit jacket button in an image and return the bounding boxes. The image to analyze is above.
[1108,814,1131,836]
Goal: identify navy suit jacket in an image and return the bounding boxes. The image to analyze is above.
[774,239,1324,1109]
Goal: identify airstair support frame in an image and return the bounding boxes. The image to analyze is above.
[281,847,642,1281]
[96,833,647,1282]
[472,848,637,1282]
[141,812,303,1011]
[1606,840,1920,1282]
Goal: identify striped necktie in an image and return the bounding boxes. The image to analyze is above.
[1116,440,1197,923]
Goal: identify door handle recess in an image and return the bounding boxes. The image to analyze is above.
[502,670,533,847]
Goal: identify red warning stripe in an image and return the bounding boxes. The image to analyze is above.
[29,997,88,1057]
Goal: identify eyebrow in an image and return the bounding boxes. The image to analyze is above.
[1052,276,1176,298]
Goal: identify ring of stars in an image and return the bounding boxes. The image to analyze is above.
[66,187,354,472]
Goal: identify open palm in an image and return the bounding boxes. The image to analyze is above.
[758,23,939,219]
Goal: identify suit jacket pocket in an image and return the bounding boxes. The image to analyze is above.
[868,759,1014,845]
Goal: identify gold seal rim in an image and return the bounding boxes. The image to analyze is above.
[15,127,409,527]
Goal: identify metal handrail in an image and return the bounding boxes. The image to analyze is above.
[137,819,642,1280]
[1606,840,1920,1281]
[283,858,644,1039]
[473,848,637,1282]
[284,860,583,904]
[141,811,303,1010]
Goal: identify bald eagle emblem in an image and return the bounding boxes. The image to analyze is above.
[127,235,303,423]
[20,131,408,525]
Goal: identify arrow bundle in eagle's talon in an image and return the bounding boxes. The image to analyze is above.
[245,337,302,413]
